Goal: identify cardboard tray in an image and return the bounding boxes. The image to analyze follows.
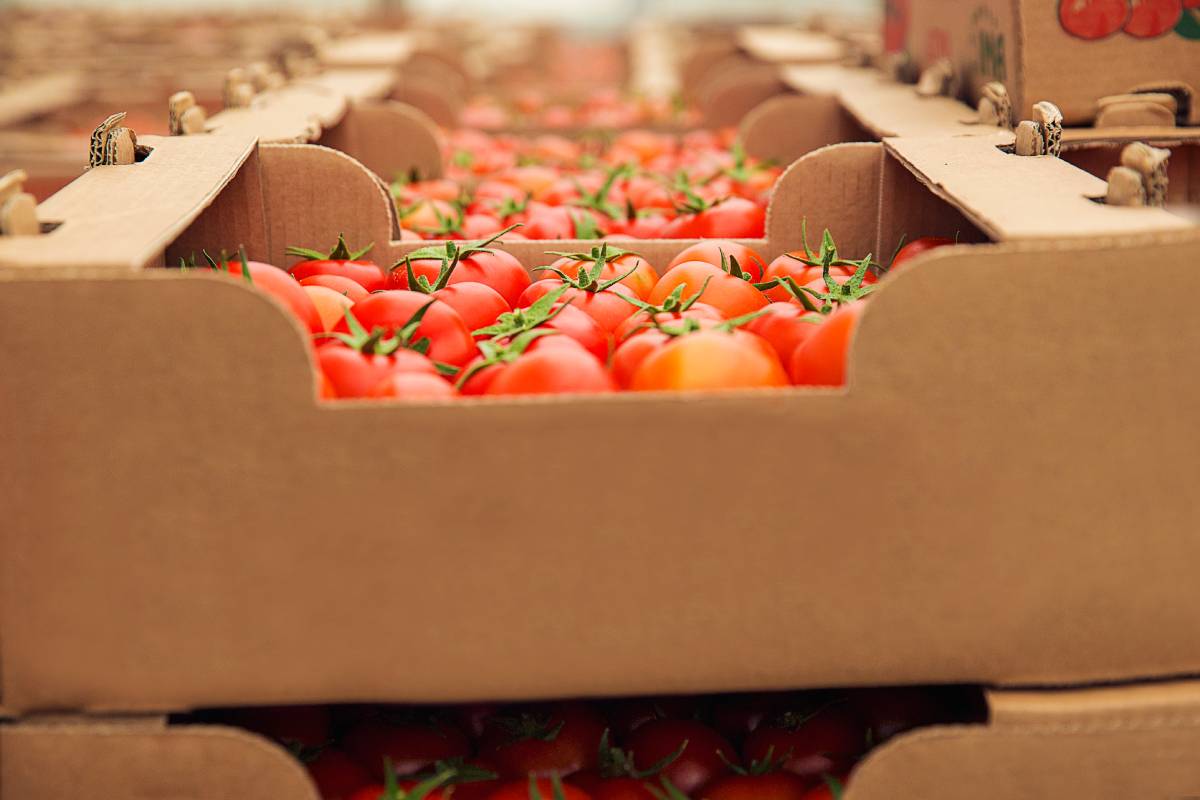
[1,133,1200,715]
[7,682,1200,800]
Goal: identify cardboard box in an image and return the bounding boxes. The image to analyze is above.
[1,130,1198,711]
[8,681,1200,799]
[895,0,1200,126]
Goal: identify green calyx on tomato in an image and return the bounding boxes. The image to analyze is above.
[571,163,633,219]
[571,212,605,240]
[489,712,568,745]
[399,224,523,270]
[380,759,455,800]
[495,195,530,221]
[645,776,691,800]
[414,202,470,238]
[821,774,845,800]
[651,306,769,339]
[285,233,375,263]
[595,729,687,780]
[180,247,257,286]
[536,243,641,294]
[717,140,772,185]
[715,249,756,283]
[319,305,458,376]
[412,757,499,786]
[528,774,572,800]
[621,276,712,316]
[473,284,571,339]
[455,329,559,389]
[776,221,880,274]
[718,745,786,777]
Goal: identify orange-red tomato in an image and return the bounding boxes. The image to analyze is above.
[299,274,370,302]
[745,304,826,366]
[667,241,766,282]
[649,262,768,318]
[760,255,854,302]
[519,280,638,334]
[370,372,459,400]
[483,337,617,397]
[789,302,865,387]
[630,330,787,392]
[549,253,659,301]
[304,285,356,331]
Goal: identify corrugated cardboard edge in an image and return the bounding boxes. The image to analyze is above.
[0,721,319,800]
[780,64,984,139]
[884,135,1195,240]
[0,132,259,271]
[319,32,416,68]
[736,26,846,64]
[848,681,1200,800]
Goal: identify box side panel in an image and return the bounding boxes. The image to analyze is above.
[1023,2,1200,125]
[0,723,318,800]
[6,231,1200,712]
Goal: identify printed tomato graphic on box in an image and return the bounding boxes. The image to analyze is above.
[1059,0,1200,39]
[1059,0,1131,39]
[1125,0,1183,38]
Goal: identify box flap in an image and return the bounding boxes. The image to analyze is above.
[885,136,1195,240]
[780,64,983,138]
[740,93,873,165]
[0,72,87,129]
[0,722,317,800]
[6,230,1200,712]
[736,26,845,64]
[302,68,397,104]
[0,132,258,270]
[207,84,348,144]
[320,32,416,68]
[847,681,1200,800]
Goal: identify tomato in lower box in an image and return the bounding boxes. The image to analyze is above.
[3,130,1200,798]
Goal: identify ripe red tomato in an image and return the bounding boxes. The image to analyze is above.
[318,345,439,399]
[519,279,638,334]
[630,329,788,392]
[601,697,698,740]
[299,274,370,302]
[1124,0,1182,36]
[614,304,724,343]
[488,777,592,800]
[481,336,616,397]
[667,241,766,282]
[433,282,511,337]
[889,236,955,273]
[480,703,608,777]
[568,775,656,800]
[287,235,388,292]
[702,772,813,800]
[369,372,459,400]
[664,197,765,239]
[343,719,471,780]
[549,251,659,301]
[335,292,476,368]
[306,748,374,800]
[349,778,453,800]
[798,776,848,800]
[742,707,866,782]
[397,244,531,308]
[745,304,826,366]
[626,719,738,795]
[610,211,672,240]
[789,303,865,387]
[1058,0,1130,39]
[760,256,854,303]
[213,259,324,335]
[523,207,609,240]
[649,262,768,318]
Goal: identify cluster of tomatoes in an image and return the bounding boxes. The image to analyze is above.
[392,128,776,242]
[459,87,701,132]
[196,685,985,800]
[190,229,950,400]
